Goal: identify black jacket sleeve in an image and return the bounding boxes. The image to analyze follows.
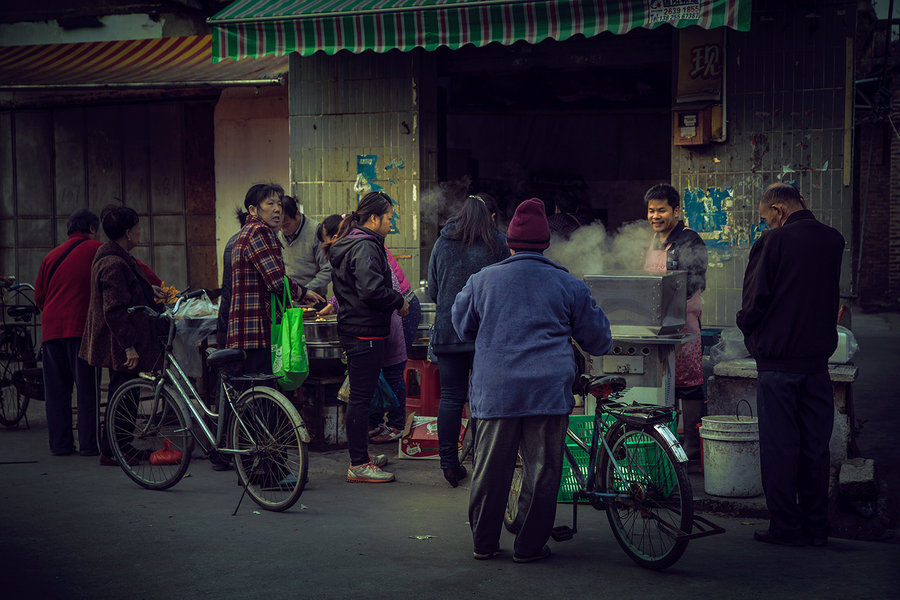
[349,239,404,313]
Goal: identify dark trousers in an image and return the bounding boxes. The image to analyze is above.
[435,351,473,469]
[469,414,567,557]
[381,360,407,430]
[42,338,99,456]
[757,370,834,537]
[100,369,138,456]
[340,335,386,466]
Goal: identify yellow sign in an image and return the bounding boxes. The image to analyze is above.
[676,27,724,103]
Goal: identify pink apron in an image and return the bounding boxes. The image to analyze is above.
[644,235,703,387]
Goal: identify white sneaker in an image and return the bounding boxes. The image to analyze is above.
[369,453,389,468]
[347,461,395,483]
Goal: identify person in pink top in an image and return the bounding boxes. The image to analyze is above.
[385,246,422,358]
[34,209,103,456]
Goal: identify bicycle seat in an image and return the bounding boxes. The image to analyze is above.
[206,348,246,371]
[578,375,627,397]
[7,305,37,320]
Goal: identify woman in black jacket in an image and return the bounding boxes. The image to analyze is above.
[428,193,509,487]
[323,192,409,483]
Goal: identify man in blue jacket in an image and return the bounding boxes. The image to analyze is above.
[452,197,612,563]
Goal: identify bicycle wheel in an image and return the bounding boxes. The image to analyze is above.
[229,388,309,512]
[457,421,474,465]
[107,379,193,490]
[0,337,29,427]
[599,425,692,570]
[503,453,526,534]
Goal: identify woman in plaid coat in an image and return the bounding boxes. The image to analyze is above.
[226,184,324,375]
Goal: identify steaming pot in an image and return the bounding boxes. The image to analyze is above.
[583,271,687,336]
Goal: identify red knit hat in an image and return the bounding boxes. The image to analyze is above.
[506,198,550,251]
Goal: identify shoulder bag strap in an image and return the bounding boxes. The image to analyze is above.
[46,238,89,288]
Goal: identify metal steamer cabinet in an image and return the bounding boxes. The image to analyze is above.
[580,272,691,411]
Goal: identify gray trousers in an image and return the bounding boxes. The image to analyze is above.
[469,414,568,557]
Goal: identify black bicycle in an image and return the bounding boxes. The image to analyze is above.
[504,375,724,570]
[0,277,41,428]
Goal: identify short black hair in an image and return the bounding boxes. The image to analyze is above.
[100,204,139,241]
[282,195,300,219]
[67,208,99,236]
[244,183,284,210]
[644,183,680,209]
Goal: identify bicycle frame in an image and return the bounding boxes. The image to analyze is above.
[132,298,280,459]
[563,402,724,542]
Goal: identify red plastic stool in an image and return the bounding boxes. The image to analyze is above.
[404,359,441,417]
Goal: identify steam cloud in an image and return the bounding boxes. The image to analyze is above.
[547,221,653,278]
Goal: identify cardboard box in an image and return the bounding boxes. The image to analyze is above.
[399,414,467,459]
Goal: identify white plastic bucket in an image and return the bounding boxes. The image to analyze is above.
[700,414,763,498]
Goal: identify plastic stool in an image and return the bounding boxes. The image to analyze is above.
[404,359,441,417]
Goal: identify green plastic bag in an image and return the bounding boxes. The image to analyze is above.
[271,277,309,390]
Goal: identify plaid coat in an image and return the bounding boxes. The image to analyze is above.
[226,215,304,350]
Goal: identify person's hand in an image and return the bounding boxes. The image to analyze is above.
[124,346,139,370]
[302,289,326,305]
[317,302,336,317]
[152,285,166,299]
[398,298,410,317]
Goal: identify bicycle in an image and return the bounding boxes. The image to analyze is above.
[0,277,41,428]
[107,290,311,512]
[503,375,724,570]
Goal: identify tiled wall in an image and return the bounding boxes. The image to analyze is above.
[673,2,856,327]
[288,50,438,285]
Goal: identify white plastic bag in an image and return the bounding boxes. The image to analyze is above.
[709,327,750,365]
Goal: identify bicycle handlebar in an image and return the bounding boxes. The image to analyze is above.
[127,305,163,319]
[10,283,34,292]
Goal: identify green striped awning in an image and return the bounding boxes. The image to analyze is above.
[209,0,752,62]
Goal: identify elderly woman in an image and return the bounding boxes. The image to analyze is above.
[80,204,165,466]
[226,183,323,374]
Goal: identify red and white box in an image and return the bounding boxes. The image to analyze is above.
[399,414,467,459]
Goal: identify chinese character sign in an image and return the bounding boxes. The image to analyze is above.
[677,27,724,103]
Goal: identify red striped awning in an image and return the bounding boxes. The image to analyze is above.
[0,35,289,90]
[209,0,752,62]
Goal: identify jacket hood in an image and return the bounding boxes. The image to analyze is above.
[439,218,460,239]
[329,227,381,269]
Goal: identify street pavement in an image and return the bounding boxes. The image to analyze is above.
[2,309,898,599]
[2,410,899,600]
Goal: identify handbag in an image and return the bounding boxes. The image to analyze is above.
[271,276,309,390]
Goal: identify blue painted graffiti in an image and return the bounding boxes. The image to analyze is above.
[356,154,404,234]
[682,187,730,233]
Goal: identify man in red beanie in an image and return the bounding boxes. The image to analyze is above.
[452,197,612,563]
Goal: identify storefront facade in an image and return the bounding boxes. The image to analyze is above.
[210,0,862,327]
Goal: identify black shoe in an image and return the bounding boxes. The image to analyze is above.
[473,547,501,560]
[753,529,805,547]
[443,465,468,488]
[513,545,551,563]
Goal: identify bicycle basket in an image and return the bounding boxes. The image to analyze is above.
[12,367,44,401]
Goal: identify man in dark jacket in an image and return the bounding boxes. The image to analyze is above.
[35,209,103,456]
[452,198,612,563]
[736,183,845,547]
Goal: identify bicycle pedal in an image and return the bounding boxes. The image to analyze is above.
[551,526,575,542]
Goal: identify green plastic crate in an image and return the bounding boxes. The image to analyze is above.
[558,411,678,503]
